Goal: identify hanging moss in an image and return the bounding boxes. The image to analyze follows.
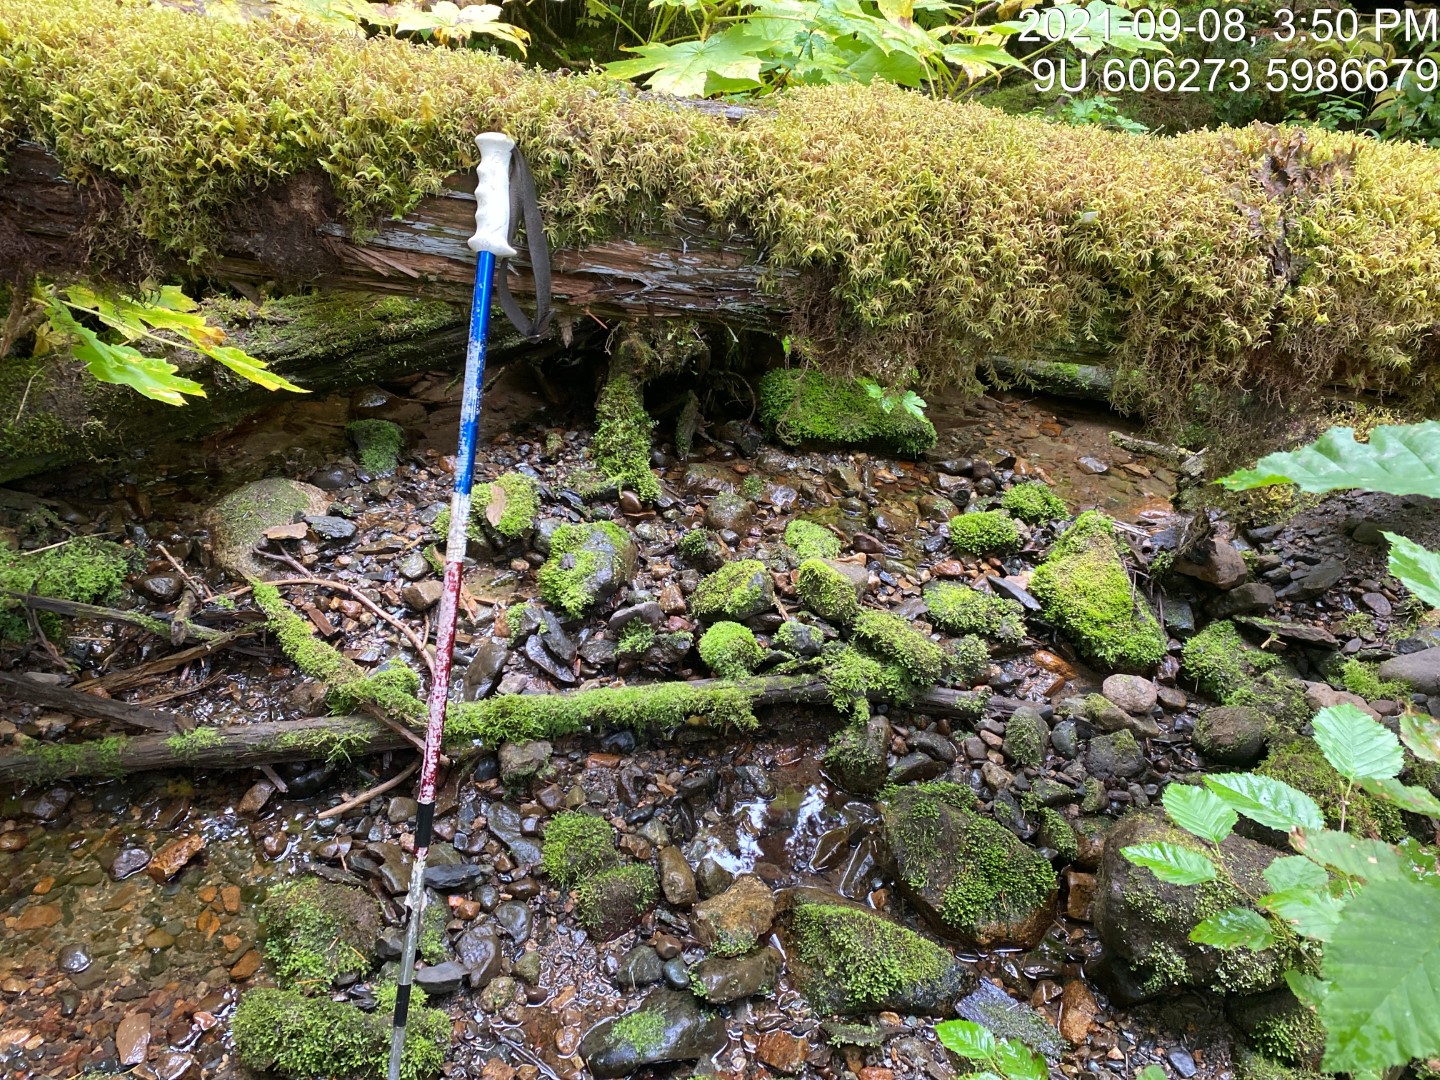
[593,374,660,503]
[6,0,1440,453]
[758,369,937,457]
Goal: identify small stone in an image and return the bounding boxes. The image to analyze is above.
[397,551,431,580]
[498,740,552,785]
[658,846,698,907]
[1100,674,1157,716]
[387,796,418,822]
[658,584,686,615]
[616,945,664,989]
[1361,591,1393,617]
[1064,870,1096,921]
[1168,1048,1198,1078]
[424,863,486,891]
[1379,647,1440,696]
[236,780,275,816]
[136,575,184,604]
[146,834,205,883]
[755,1030,809,1075]
[116,1011,152,1065]
[229,949,263,980]
[111,846,151,881]
[691,875,774,956]
[305,515,358,544]
[402,580,444,612]
[1058,980,1097,1045]
[416,961,467,996]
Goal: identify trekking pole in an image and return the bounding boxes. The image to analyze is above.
[387,131,521,1080]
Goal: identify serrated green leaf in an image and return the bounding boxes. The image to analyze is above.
[1121,842,1217,885]
[1260,887,1344,941]
[1312,703,1403,781]
[933,1019,995,1060]
[1218,422,1440,497]
[1264,855,1329,893]
[1136,1068,1168,1080]
[1358,776,1440,815]
[606,30,764,96]
[1162,783,1237,843]
[1190,906,1275,950]
[1319,874,1440,1073]
[1383,533,1440,609]
[1401,711,1440,764]
[1286,969,1330,1010]
[992,1039,1047,1080]
[1204,773,1325,833]
[1292,829,1409,881]
[199,344,308,394]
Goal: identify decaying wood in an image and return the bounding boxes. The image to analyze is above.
[82,631,249,694]
[3,142,785,328]
[0,669,189,734]
[1,589,229,644]
[0,674,1014,783]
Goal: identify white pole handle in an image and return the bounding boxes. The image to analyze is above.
[468,132,518,258]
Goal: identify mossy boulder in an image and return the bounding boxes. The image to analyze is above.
[691,874,776,957]
[540,810,619,889]
[203,478,332,581]
[948,510,1021,555]
[1029,511,1166,671]
[795,558,863,625]
[882,783,1056,948]
[851,608,944,685]
[578,989,726,1079]
[784,518,841,560]
[923,581,1025,645]
[232,985,447,1080]
[781,887,973,1015]
[346,418,403,475]
[1181,621,1309,726]
[260,877,380,989]
[823,715,890,795]
[1193,705,1271,766]
[691,559,773,622]
[577,864,659,940]
[1093,809,1304,997]
[470,472,541,541]
[1257,735,1404,841]
[758,369,936,457]
[697,621,764,678]
[536,521,637,620]
[999,480,1067,525]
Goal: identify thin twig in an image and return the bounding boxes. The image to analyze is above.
[157,543,212,601]
[17,533,117,557]
[318,757,419,820]
[258,763,290,794]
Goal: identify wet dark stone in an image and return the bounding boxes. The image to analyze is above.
[136,574,184,604]
[486,804,544,868]
[695,856,734,899]
[472,755,500,782]
[27,786,72,822]
[599,730,637,755]
[376,928,404,961]
[616,945,665,989]
[662,956,690,990]
[691,945,783,1004]
[475,884,501,912]
[305,515,358,543]
[886,752,946,785]
[956,981,1065,1061]
[1277,558,1346,600]
[579,989,727,1078]
[57,944,91,973]
[986,575,1041,612]
[609,601,664,634]
[463,640,510,701]
[1168,1049,1198,1078]
[910,730,956,764]
[456,924,502,985]
[524,634,578,684]
[416,960,466,996]
[423,863,486,891]
[494,900,532,943]
[111,846,151,881]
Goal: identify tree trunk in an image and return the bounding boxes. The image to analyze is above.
[0,676,1002,783]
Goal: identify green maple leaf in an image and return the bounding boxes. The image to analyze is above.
[606,29,764,96]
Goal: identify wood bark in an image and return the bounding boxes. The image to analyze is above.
[0,675,1009,782]
[0,670,186,734]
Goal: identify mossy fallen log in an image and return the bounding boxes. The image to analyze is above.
[0,289,466,481]
[0,676,990,783]
[4,0,1440,454]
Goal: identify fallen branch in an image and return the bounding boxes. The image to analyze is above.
[317,757,419,821]
[0,670,188,734]
[1,590,228,644]
[82,630,249,693]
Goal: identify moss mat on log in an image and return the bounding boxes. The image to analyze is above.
[3,0,1440,443]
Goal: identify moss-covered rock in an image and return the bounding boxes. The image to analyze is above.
[999,480,1067,525]
[882,783,1056,948]
[536,521,637,619]
[820,642,915,722]
[1193,705,1272,766]
[474,472,541,541]
[346,418,403,475]
[851,608,944,685]
[822,715,890,795]
[1227,988,1325,1070]
[945,634,991,685]
[0,535,137,641]
[758,369,936,457]
[948,510,1021,555]
[540,810,618,889]
[259,878,381,989]
[782,887,972,1014]
[578,989,726,1079]
[691,874,776,957]
[795,558,862,625]
[232,985,447,1080]
[577,864,659,940]
[1029,511,1166,670]
[1093,809,1306,997]
[1258,735,1404,841]
[690,560,773,622]
[697,621,764,679]
[1181,621,1309,726]
[593,373,659,502]
[784,518,841,560]
[203,478,332,581]
[923,581,1025,645]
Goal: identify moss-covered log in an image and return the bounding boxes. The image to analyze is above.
[5,0,1440,454]
[0,287,466,481]
[0,676,991,783]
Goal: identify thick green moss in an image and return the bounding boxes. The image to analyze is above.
[791,901,952,1011]
[851,608,944,685]
[593,374,659,502]
[999,480,1068,525]
[165,725,222,761]
[758,369,936,457]
[1029,511,1166,670]
[576,864,658,935]
[948,511,1021,555]
[446,679,761,744]
[1258,736,1404,841]
[540,810,618,889]
[795,558,860,625]
[1234,1049,1326,1080]
[945,634,990,685]
[923,582,1025,645]
[346,419,403,475]
[474,472,540,540]
[678,529,713,562]
[691,560,771,621]
[1336,657,1409,701]
[17,736,127,784]
[698,621,764,679]
[260,878,380,989]
[536,521,633,619]
[418,898,448,966]
[616,620,655,657]
[0,536,136,640]
[783,519,842,560]
[9,0,1440,455]
[232,986,446,1080]
[821,643,913,721]
[1182,620,1283,698]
